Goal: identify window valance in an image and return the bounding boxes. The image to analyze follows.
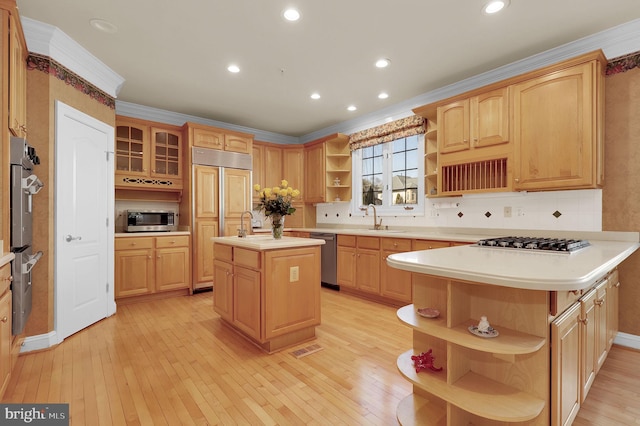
[348,115,426,151]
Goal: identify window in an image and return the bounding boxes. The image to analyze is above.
[352,134,424,215]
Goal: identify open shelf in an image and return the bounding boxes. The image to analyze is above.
[397,350,545,422]
[396,393,446,426]
[398,305,546,355]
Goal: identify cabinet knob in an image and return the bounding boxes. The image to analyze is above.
[579,318,589,325]
[157,255,161,259]
[1,316,7,323]
[4,275,12,282]
[514,178,520,183]
[570,290,581,295]
[595,299,604,306]
[615,282,621,288]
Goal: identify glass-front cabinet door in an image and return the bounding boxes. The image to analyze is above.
[151,127,182,178]
[116,122,149,176]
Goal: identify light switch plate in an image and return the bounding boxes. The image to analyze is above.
[289,266,299,282]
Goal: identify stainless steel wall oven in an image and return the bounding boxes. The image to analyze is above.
[10,137,44,335]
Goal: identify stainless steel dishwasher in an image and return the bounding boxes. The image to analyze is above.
[309,232,339,290]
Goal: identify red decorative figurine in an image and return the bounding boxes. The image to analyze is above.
[411,349,443,373]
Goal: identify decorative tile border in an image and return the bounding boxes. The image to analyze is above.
[26,53,116,109]
[606,50,640,76]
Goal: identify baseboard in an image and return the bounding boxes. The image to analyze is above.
[19,331,61,353]
[613,331,640,350]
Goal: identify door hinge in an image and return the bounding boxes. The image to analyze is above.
[106,217,109,227]
[106,283,109,293]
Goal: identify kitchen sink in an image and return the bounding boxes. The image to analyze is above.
[366,229,405,233]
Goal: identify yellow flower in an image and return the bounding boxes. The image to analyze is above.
[281,179,288,188]
[264,188,272,197]
[292,189,300,198]
[253,184,261,192]
[279,189,288,197]
[287,187,293,195]
[272,186,280,194]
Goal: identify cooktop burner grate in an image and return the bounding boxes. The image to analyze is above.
[476,236,590,252]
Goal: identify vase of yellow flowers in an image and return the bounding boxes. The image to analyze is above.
[254,179,300,239]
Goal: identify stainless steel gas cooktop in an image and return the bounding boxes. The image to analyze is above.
[476,236,591,253]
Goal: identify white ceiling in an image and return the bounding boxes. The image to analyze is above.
[15,0,640,138]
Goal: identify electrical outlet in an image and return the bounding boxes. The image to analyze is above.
[504,206,512,218]
[289,266,299,282]
[516,207,525,217]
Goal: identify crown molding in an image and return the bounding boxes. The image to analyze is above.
[20,17,125,98]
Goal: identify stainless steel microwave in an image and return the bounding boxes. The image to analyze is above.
[126,210,177,232]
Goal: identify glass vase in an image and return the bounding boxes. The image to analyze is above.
[271,214,285,239]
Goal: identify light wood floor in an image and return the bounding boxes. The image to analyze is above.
[2,288,639,425]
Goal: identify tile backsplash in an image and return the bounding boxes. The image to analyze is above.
[316,189,602,232]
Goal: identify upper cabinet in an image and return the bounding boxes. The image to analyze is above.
[303,133,350,203]
[414,50,605,197]
[253,141,305,200]
[8,11,26,137]
[186,122,253,154]
[512,60,604,191]
[115,116,184,190]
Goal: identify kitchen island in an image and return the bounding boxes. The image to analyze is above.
[387,234,639,426]
[211,235,324,353]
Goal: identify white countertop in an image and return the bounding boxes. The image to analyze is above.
[387,240,640,291]
[212,235,325,251]
[115,231,191,237]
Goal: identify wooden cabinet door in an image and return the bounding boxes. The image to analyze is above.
[355,248,380,294]
[224,133,252,154]
[195,220,218,285]
[304,143,326,203]
[115,120,149,176]
[212,260,233,321]
[470,88,509,149]
[150,127,182,179]
[195,165,219,218]
[594,281,608,373]
[223,168,251,219]
[283,147,305,200]
[264,146,283,188]
[156,246,190,292]
[233,266,261,340]
[193,127,224,150]
[115,248,154,298]
[438,99,470,154]
[9,13,27,137]
[606,271,620,351]
[580,287,597,401]
[551,302,581,426]
[512,62,596,190]
[0,289,11,396]
[381,238,413,303]
[336,246,356,288]
[252,144,265,204]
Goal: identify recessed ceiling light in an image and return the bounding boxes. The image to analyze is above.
[482,0,510,14]
[378,92,389,99]
[347,105,357,112]
[283,8,301,21]
[89,18,117,33]
[310,93,321,100]
[375,58,391,68]
[227,64,240,73]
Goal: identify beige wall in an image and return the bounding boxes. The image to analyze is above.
[603,66,640,336]
[25,68,115,336]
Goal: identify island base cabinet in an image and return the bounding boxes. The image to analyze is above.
[551,302,581,426]
[213,243,321,353]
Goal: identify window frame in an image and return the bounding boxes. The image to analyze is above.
[351,134,425,217]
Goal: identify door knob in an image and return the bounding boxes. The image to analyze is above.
[65,235,82,242]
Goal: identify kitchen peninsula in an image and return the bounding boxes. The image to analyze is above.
[387,233,639,425]
[211,235,324,353]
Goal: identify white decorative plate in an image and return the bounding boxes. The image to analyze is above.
[468,325,499,338]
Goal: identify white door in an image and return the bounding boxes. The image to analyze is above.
[55,101,115,342]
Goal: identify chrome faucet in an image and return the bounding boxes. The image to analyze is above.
[238,210,253,238]
[367,203,383,230]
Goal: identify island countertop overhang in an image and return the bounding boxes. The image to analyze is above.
[387,240,640,291]
[211,235,325,251]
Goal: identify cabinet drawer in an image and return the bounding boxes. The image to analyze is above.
[412,239,450,251]
[381,238,412,251]
[338,235,356,247]
[357,236,380,250]
[234,248,261,270]
[0,263,11,296]
[116,237,154,250]
[214,243,233,262]
[156,235,189,248]
[552,289,583,316]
